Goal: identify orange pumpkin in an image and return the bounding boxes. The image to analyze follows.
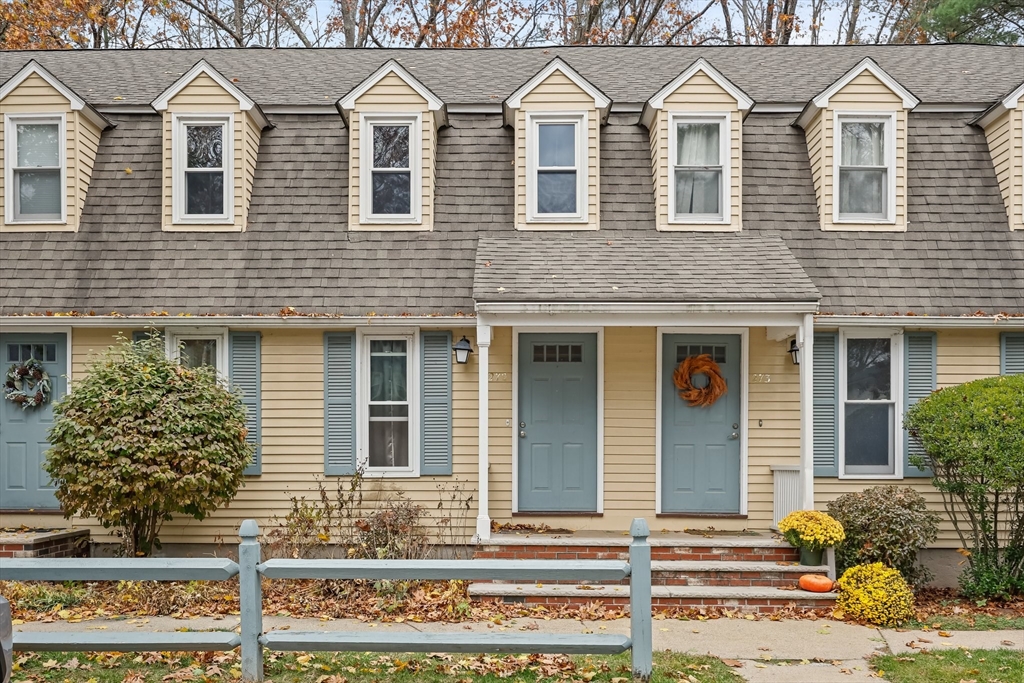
[799,574,836,593]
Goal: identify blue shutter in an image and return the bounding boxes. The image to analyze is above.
[1001,332,1024,375]
[813,332,839,477]
[420,331,453,476]
[903,332,936,478]
[230,332,262,476]
[324,333,357,476]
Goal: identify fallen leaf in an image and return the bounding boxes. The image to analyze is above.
[721,659,743,668]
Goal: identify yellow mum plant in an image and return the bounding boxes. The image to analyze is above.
[778,510,845,550]
[835,563,915,626]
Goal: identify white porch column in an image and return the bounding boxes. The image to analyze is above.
[799,313,815,510]
[474,321,492,541]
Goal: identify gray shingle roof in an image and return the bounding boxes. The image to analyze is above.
[474,232,820,303]
[1,45,1022,108]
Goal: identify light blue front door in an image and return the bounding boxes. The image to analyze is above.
[662,334,741,514]
[0,333,67,510]
[518,333,598,512]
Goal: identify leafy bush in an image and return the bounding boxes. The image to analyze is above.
[827,486,940,588]
[45,333,254,556]
[904,374,1024,599]
[836,563,915,626]
[777,510,846,551]
[354,497,429,560]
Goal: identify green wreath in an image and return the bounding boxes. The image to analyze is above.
[4,358,51,409]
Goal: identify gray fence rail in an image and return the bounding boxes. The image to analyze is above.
[0,518,654,682]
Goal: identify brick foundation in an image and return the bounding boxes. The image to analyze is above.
[0,528,90,559]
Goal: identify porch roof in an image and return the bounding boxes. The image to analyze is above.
[473,232,820,304]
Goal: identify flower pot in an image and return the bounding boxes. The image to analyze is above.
[799,547,824,566]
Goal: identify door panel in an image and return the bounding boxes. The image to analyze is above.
[0,333,67,510]
[518,333,598,512]
[662,334,741,513]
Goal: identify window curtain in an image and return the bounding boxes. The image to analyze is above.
[674,123,721,216]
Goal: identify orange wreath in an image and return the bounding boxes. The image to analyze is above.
[672,354,728,407]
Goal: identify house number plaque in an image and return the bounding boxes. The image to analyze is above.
[488,372,508,382]
[751,373,772,383]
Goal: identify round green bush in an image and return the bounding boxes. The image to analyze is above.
[45,333,253,556]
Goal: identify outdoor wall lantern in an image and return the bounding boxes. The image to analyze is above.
[453,336,474,364]
[788,338,801,366]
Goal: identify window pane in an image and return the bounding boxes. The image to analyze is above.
[185,171,224,215]
[674,169,721,215]
[15,170,62,218]
[186,125,223,168]
[676,122,719,166]
[841,121,885,166]
[369,420,409,468]
[536,171,577,214]
[45,344,57,362]
[7,345,18,363]
[845,403,894,473]
[847,338,891,400]
[16,123,60,167]
[369,405,409,418]
[370,340,407,402]
[371,172,411,215]
[538,124,575,167]
[373,125,410,169]
[180,339,218,370]
[839,169,885,216]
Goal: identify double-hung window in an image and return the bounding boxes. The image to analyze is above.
[168,328,228,378]
[5,115,64,222]
[836,115,893,222]
[528,114,586,221]
[174,115,231,222]
[840,330,901,477]
[671,116,727,222]
[361,115,420,223]
[362,335,416,473]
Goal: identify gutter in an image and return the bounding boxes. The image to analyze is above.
[0,315,476,329]
[475,301,821,315]
[816,314,1022,328]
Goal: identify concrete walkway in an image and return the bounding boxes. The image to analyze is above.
[14,615,1024,682]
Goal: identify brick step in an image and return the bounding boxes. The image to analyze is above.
[475,535,800,564]
[468,582,837,614]
[481,561,831,587]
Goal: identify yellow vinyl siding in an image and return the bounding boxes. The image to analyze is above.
[162,73,263,233]
[652,71,743,232]
[804,71,908,232]
[348,73,434,231]
[1,73,80,232]
[62,327,478,545]
[984,106,1024,230]
[515,70,600,231]
[815,328,1002,548]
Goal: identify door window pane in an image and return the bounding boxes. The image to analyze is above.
[846,338,891,400]
[180,339,218,370]
[845,403,894,473]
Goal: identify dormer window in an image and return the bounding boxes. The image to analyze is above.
[528,113,586,222]
[7,115,64,222]
[837,115,893,222]
[173,115,232,223]
[672,116,727,222]
[362,115,420,220]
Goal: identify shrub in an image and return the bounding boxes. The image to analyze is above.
[45,333,254,556]
[354,497,429,560]
[904,374,1024,599]
[777,510,846,550]
[836,563,915,626]
[827,487,940,588]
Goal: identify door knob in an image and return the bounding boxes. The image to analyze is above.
[520,430,527,438]
[729,431,739,440]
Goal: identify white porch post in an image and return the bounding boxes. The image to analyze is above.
[475,321,492,541]
[799,313,815,510]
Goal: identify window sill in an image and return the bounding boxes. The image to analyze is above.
[351,222,431,232]
[163,223,242,233]
[824,221,904,232]
[658,222,738,232]
[838,473,902,480]
[1,222,74,232]
[362,469,420,479]
[517,222,597,231]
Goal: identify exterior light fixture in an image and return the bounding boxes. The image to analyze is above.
[452,336,474,364]
[788,338,801,366]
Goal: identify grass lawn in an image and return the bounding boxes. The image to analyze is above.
[11,650,744,682]
[904,614,1024,632]
[873,649,1024,683]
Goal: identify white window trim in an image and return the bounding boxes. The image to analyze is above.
[166,327,229,384]
[356,328,420,478]
[838,328,904,480]
[833,111,897,225]
[172,113,234,225]
[668,112,731,225]
[4,113,67,225]
[525,111,588,224]
[359,113,423,225]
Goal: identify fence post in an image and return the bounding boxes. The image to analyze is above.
[239,519,263,682]
[629,517,652,682]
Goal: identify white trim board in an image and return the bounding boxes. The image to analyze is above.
[0,60,110,130]
[504,57,611,114]
[511,327,605,515]
[642,58,753,128]
[152,60,269,129]
[655,327,749,516]
[4,113,68,226]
